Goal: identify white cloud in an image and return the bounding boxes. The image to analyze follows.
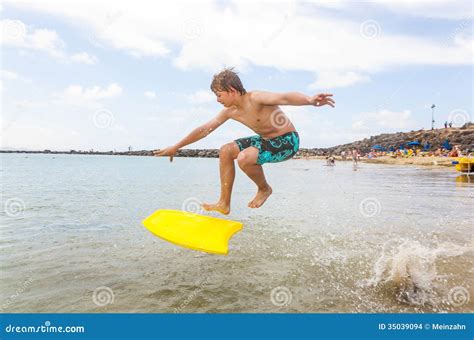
[1,69,32,82]
[6,1,472,87]
[1,69,20,80]
[453,28,474,51]
[70,52,98,64]
[0,19,98,64]
[352,109,417,132]
[1,19,64,58]
[188,90,214,104]
[351,120,367,131]
[305,0,346,10]
[310,71,370,89]
[1,123,82,150]
[144,91,156,99]
[14,99,47,111]
[0,69,32,92]
[59,83,122,101]
[146,105,214,123]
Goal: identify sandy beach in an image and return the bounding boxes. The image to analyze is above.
[305,155,460,168]
[360,156,459,167]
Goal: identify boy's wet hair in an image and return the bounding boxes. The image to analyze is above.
[210,67,246,95]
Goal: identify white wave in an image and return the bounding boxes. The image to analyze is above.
[360,239,473,306]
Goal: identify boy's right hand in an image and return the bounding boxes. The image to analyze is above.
[153,145,179,162]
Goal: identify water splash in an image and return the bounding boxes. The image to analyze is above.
[360,239,472,307]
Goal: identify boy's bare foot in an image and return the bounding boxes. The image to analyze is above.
[202,201,230,215]
[248,185,272,208]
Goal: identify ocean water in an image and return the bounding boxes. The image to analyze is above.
[0,153,472,313]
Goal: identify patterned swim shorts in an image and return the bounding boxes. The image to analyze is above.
[234,131,300,165]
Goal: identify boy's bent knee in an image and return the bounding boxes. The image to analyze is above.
[237,151,256,169]
[219,142,239,159]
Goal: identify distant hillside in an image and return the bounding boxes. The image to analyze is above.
[300,123,473,156]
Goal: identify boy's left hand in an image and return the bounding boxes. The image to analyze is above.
[310,93,335,107]
[153,145,179,162]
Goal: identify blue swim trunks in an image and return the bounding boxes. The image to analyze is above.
[234,131,300,165]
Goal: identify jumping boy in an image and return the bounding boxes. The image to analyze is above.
[154,68,335,215]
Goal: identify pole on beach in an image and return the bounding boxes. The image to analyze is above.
[431,104,436,130]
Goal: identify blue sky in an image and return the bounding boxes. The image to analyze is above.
[1,0,472,151]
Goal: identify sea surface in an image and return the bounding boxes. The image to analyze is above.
[1,153,473,313]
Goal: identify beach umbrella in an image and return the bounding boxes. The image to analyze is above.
[372,145,385,150]
[407,141,421,146]
[442,139,452,150]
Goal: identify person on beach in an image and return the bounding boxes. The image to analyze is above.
[351,149,359,165]
[154,68,335,214]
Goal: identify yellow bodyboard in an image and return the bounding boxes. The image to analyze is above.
[142,209,243,255]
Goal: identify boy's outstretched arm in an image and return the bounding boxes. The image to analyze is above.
[154,109,229,162]
[251,91,335,107]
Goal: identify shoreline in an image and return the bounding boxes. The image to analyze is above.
[304,155,458,168]
[1,150,463,169]
[2,124,472,167]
